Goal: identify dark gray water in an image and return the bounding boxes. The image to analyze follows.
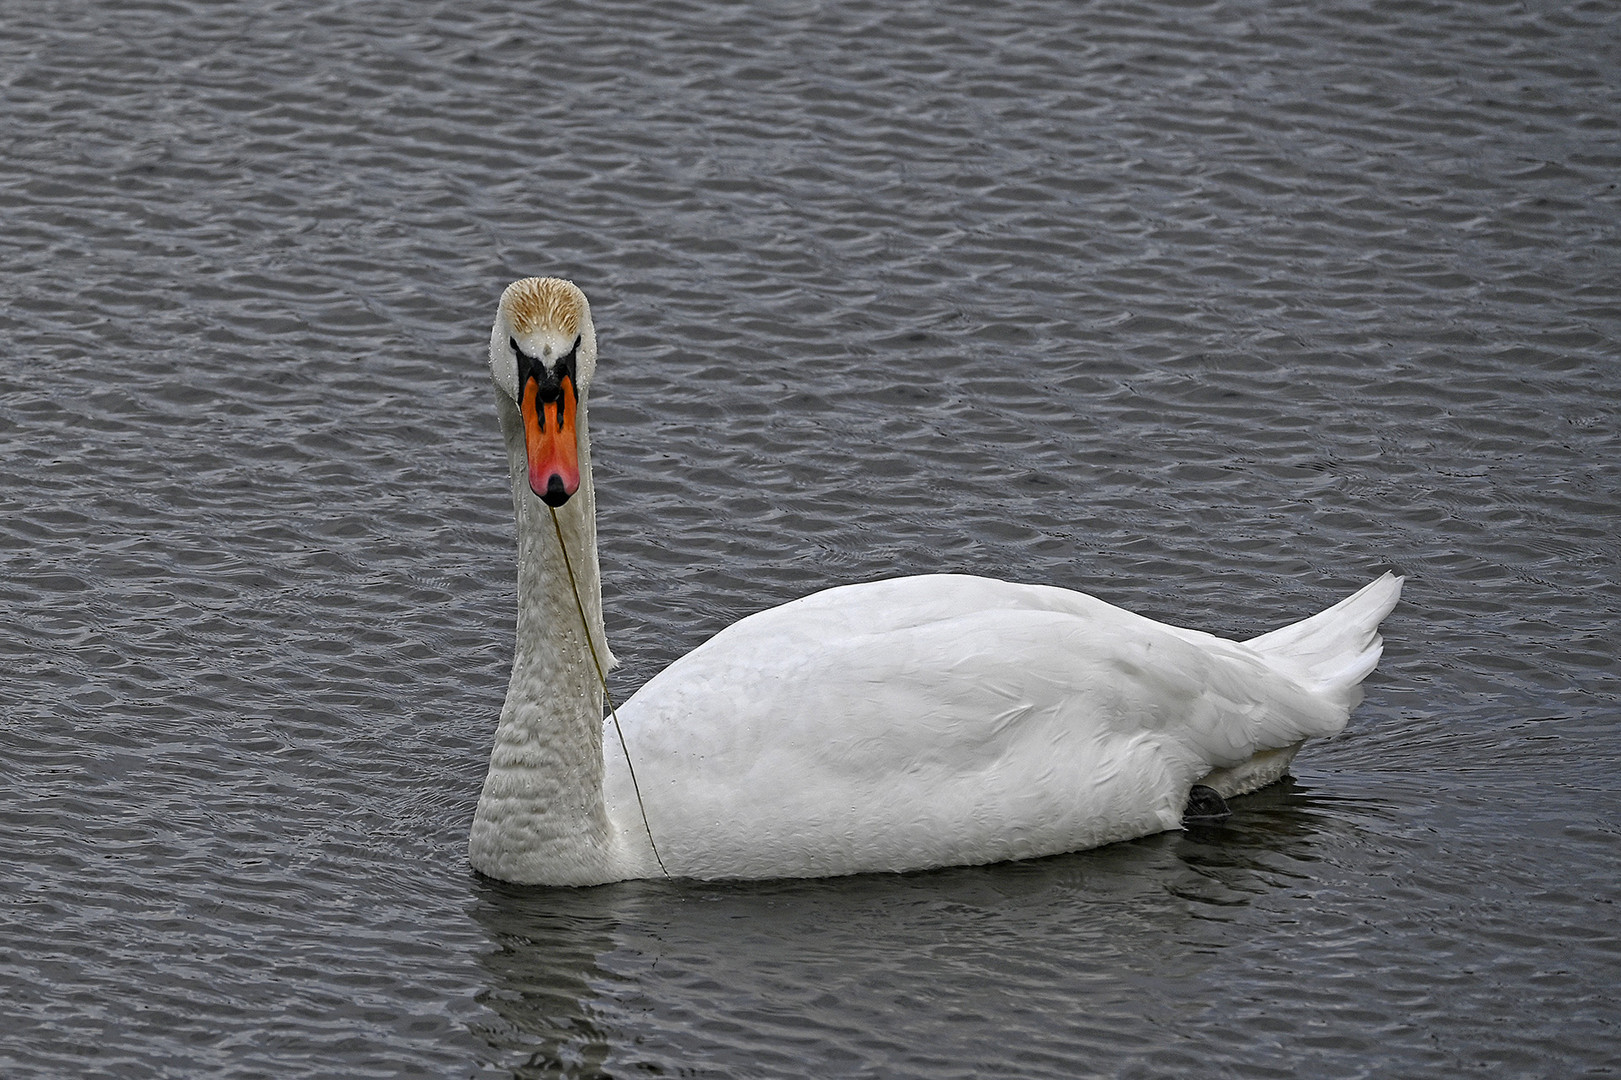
[3,0,1618,1076]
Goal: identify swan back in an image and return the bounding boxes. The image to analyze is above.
[602,574,1377,881]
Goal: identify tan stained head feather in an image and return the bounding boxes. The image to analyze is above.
[502,277,585,337]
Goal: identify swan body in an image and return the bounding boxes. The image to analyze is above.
[469,278,1403,886]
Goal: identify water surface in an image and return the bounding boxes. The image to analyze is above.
[2,0,1618,1076]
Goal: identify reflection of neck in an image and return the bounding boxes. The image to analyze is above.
[469,390,616,886]
[471,891,614,1075]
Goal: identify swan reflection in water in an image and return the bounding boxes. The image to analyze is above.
[467,779,1362,1076]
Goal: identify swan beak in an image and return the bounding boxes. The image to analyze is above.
[520,372,580,507]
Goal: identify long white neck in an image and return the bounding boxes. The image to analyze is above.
[469,389,621,886]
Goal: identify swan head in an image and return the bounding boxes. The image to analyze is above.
[488,277,599,507]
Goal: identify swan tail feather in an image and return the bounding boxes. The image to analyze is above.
[1244,572,1404,711]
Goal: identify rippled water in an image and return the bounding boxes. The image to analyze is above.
[3,0,1618,1076]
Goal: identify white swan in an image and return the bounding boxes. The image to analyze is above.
[468,277,1403,887]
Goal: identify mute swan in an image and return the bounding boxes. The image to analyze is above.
[468,277,1403,887]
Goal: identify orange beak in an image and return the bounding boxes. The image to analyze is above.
[521,373,579,506]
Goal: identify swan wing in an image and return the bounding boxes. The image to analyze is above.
[603,575,1342,880]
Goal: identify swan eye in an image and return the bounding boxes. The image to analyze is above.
[510,337,540,372]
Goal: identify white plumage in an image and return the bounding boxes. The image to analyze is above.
[469,278,1403,887]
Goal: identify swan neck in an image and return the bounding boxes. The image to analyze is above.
[469,391,620,886]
